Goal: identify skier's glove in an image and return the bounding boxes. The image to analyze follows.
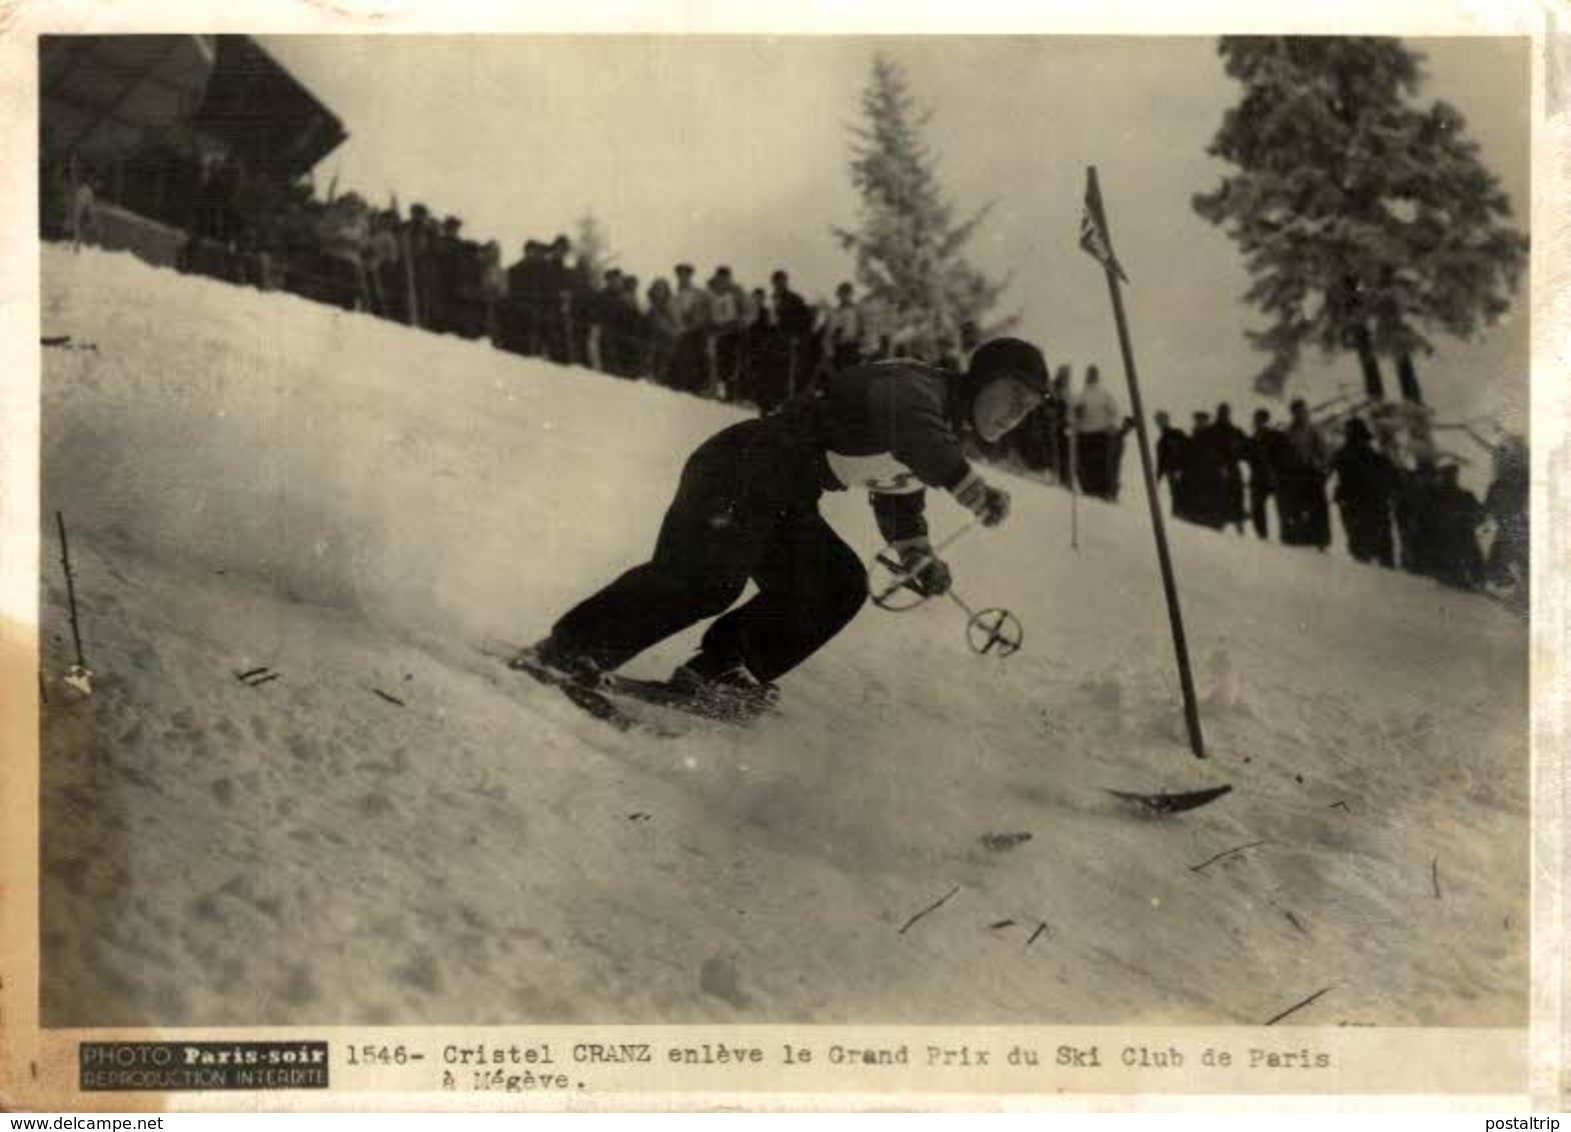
[895,539,953,597]
[954,472,1011,527]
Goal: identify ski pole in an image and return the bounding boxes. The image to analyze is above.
[930,518,980,556]
[944,588,978,620]
[943,588,1023,657]
[870,519,982,606]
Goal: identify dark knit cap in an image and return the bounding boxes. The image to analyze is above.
[968,337,1049,395]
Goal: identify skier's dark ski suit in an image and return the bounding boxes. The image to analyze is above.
[549,357,998,682]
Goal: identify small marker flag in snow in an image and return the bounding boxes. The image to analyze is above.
[1079,170,1129,283]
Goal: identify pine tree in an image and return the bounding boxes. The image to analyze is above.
[834,53,1014,351]
[1193,37,1527,401]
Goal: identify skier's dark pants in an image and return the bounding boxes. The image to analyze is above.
[551,419,867,682]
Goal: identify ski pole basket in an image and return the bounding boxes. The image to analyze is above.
[962,606,1023,657]
[866,542,1024,657]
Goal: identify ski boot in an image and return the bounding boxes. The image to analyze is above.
[668,656,781,722]
[510,637,613,691]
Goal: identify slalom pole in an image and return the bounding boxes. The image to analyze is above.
[1083,166,1205,760]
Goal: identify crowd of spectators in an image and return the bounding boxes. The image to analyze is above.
[993,360,1526,604]
[101,170,882,411]
[1149,398,1529,601]
[46,164,1528,608]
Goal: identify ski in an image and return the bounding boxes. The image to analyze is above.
[595,673,769,727]
[480,640,765,734]
[488,642,677,738]
[1105,783,1232,815]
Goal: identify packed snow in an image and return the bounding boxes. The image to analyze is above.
[38,245,1528,1027]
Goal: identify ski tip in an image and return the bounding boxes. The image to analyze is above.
[1105,783,1233,816]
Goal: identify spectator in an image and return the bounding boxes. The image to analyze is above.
[1245,407,1285,540]
[1154,410,1190,521]
[1395,460,1439,575]
[431,215,470,334]
[316,191,370,312]
[1430,464,1485,589]
[1280,398,1332,549]
[1011,383,1057,474]
[594,268,626,374]
[1051,366,1074,486]
[1107,415,1137,501]
[707,266,746,398]
[741,286,772,406]
[70,175,101,253]
[1482,433,1529,600]
[445,220,489,340]
[364,209,403,321]
[1025,368,1063,483]
[740,285,763,331]
[582,267,621,371]
[825,282,864,372]
[767,269,816,404]
[1073,366,1120,500]
[1183,411,1221,525]
[645,277,681,386]
[669,263,712,393]
[613,274,647,377]
[541,235,575,363]
[405,203,440,331]
[672,263,708,328]
[503,240,544,354]
[1330,417,1399,567]
[1202,402,1249,532]
[185,149,236,260]
[479,240,508,344]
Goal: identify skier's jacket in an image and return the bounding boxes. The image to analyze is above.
[779,357,980,546]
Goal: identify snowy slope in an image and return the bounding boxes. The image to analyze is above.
[38,245,1528,1027]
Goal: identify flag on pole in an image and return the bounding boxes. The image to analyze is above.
[1079,171,1129,283]
[1080,165,1205,760]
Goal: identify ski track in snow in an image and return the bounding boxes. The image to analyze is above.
[37,245,1528,1027]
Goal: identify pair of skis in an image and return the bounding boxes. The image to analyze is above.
[481,639,761,737]
[483,642,1230,816]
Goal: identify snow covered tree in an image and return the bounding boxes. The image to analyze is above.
[1193,37,1527,401]
[834,53,1014,349]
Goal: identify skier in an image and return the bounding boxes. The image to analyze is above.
[514,337,1052,719]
